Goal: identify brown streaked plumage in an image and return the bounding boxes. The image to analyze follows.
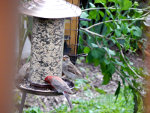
[62,55,82,80]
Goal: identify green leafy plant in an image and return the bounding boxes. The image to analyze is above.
[79,0,149,112]
[51,87,135,113]
[24,107,43,113]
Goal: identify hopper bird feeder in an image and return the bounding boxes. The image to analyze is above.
[19,0,81,85]
[17,0,81,112]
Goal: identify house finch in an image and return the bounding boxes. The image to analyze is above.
[62,55,82,80]
[45,76,73,109]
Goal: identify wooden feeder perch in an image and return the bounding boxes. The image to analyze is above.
[17,0,81,112]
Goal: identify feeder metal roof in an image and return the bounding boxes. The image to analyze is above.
[19,0,81,18]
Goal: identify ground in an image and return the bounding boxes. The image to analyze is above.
[14,52,145,113]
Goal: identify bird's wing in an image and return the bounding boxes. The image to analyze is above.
[51,78,73,94]
[67,62,82,76]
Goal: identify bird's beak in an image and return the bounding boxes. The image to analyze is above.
[45,76,49,82]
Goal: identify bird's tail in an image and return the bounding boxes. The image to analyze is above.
[63,92,73,109]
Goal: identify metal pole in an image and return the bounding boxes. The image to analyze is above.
[19,92,27,113]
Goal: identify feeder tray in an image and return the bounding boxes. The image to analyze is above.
[16,77,74,96]
[16,75,74,113]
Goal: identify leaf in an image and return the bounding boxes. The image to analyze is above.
[131,26,142,37]
[102,73,111,85]
[104,58,110,64]
[93,58,101,66]
[84,47,91,54]
[87,36,97,48]
[86,51,93,63]
[114,59,124,67]
[91,48,105,59]
[118,0,132,10]
[106,9,111,16]
[80,12,89,26]
[95,88,107,94]
[103,47,116,56]
[91,43,98,48]
[95,0,106,4]
[109,63,116,74]
[133,1,139,7]
[108,0,132,10]
[80,12,89,19]
[88,3,99,20]
[25,107,43,113]
[99,11,104,17]
[108,0,117,2]
[115,29,122,37]
[121,23,129,34]
[124,36,130,51]
[115,82,121,100]
[116,42,122,50]
[100,63,110,85]
[101,62,115,85]
[91,48,99,58]
[89,10,97,19]
[110,36,117,44]
[89,2,96,8]
[120,75,125,85]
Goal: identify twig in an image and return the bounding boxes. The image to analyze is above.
[80,28,135,41]
[120,50,143,79]
[96,40,102,48]
[82,7,150,12]
[81,37,93,49]
[80,27,105,38]
[86,18,145,30]
[142,10,150,17]
[80,17,145,40]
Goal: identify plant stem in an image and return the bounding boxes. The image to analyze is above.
[80,27,105,38]
[80,17,145,40]
[82,7,150,12]
[120,50,143,79]
[81,37,93,49]
[142,10,150,17]
[86,18,145,30]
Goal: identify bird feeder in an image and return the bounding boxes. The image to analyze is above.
[19,0,81,85]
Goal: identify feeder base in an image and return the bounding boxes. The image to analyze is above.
[16,80,62,113]
[16,78,74,113]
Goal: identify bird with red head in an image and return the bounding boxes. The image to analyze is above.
[45,75,73,109]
